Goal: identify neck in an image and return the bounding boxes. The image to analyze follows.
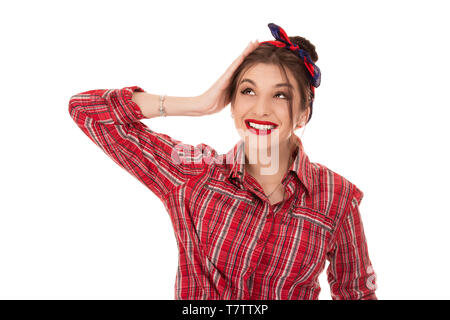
[244,136,298,184]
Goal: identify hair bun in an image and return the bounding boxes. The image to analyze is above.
[289,36,318,63]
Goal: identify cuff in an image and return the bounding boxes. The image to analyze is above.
[108,85,147,124]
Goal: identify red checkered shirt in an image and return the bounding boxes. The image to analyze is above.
[68,85,378,300]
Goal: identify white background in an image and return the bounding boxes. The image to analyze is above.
[1,0,449,300]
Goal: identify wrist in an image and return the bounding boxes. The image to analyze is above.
[165,95,201,117]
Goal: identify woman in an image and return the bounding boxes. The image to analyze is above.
[68,23,377,300]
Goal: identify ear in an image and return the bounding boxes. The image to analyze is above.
[294,115,307,130]
[295,107,310,129]
[295,121,305,130]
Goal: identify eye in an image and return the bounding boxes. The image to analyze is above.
[240,88,290,100]
[275,91,289,99]
[241,88,255,95]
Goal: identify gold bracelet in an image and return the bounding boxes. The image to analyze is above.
[159,94,167,117]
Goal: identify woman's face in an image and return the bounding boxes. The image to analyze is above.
[231,63,307,152]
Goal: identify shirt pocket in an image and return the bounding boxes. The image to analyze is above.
[288,206,334,233]
[282,206,335,287]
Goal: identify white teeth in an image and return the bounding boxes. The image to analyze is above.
[248,121,276,130]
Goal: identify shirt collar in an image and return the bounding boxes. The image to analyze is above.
[225,135,313,195]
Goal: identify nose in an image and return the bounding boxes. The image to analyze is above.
[252,97,273,117]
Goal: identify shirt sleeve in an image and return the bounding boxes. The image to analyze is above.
[326,185,378,300]
[68,85,208,202]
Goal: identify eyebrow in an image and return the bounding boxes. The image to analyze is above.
[239,78,294,89]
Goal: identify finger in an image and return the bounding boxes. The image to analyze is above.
[245,40,256,52]
[223,41,260,79]
[241,41,257,59]
[249,39,259,50]
[244,40,259,56]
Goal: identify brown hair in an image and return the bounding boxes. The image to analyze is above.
[227,36,319,127]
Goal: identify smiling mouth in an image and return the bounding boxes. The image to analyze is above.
[244,119,279,135]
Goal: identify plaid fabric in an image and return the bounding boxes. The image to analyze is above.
[68,86,377,300]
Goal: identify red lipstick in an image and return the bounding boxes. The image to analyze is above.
[244,119,279,136]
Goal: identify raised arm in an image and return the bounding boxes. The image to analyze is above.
[68,86,208,202]
[67,41,260,202]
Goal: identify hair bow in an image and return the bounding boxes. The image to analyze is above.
[259,23,321,98]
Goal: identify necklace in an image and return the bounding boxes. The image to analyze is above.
[267,182,283,198]
[248,139,297,200]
